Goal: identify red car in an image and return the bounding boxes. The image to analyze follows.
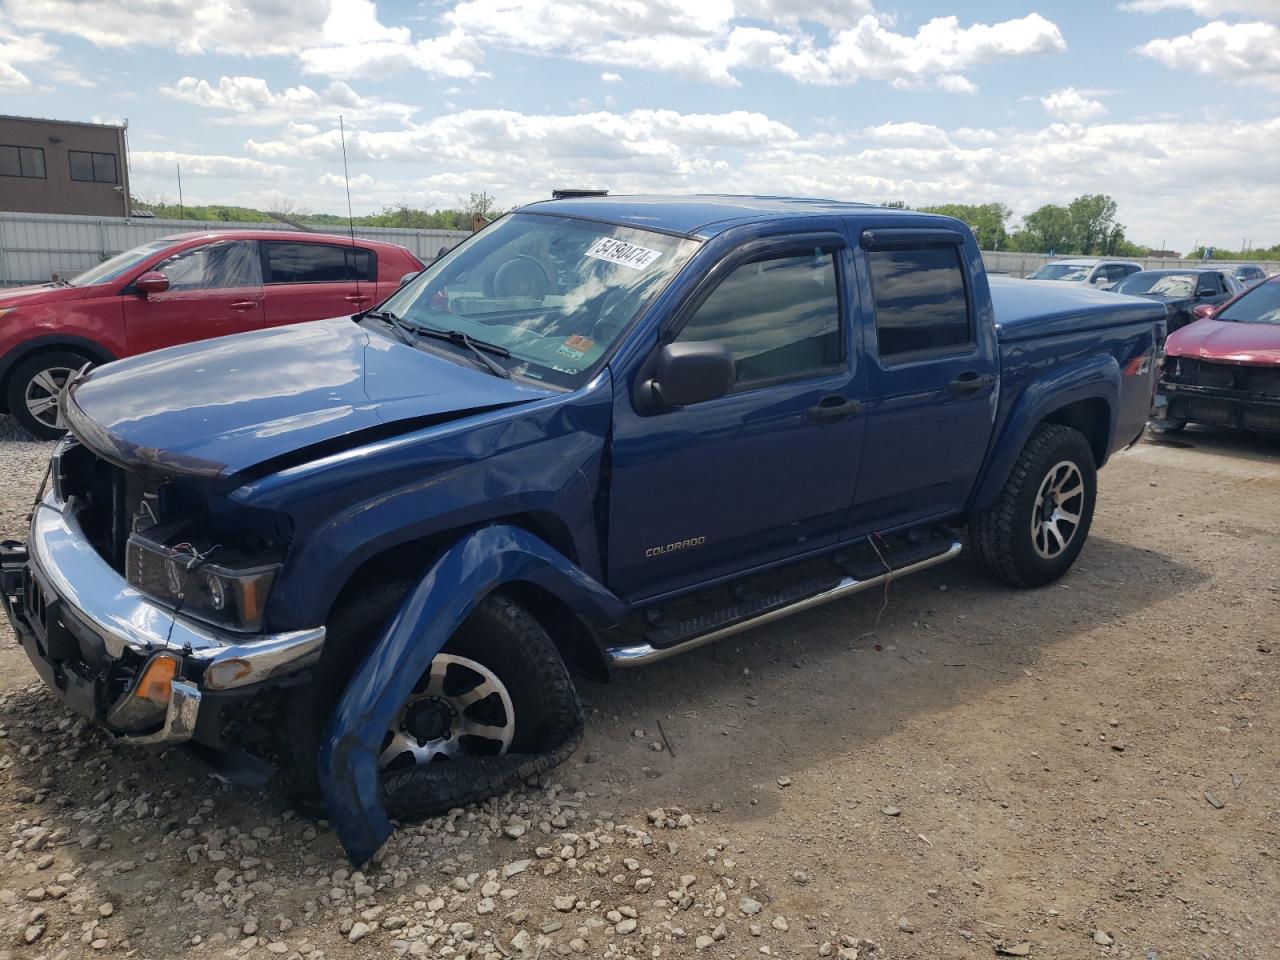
[1154,275,1280,436]
[0,230,424,437]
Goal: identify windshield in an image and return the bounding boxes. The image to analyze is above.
[1115,273,1196,298]
[1028,263,1091,281]
[378,213,700,387]
[1216,280,1280,325]
[69,239,175,286]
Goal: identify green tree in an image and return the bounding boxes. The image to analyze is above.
[1018,204,1075,254]
[1067,194,1122,255]
[917,202,1012,250]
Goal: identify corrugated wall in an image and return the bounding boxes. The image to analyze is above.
[1,211,1275,286]
[981,249,1280,277]
[0,212,471,285]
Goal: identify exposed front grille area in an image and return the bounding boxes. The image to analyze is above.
[1165,357,1280,396]
[55,441,160,573]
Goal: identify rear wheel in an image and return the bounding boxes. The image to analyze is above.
[970,423,1097,587]
[282,585,583,820]
[6,350,88,440]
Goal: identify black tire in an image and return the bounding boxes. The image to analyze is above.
[970,423,1098,587]
[282,584,582,821]
[1149,418,1187,435]
[5,350,89,440]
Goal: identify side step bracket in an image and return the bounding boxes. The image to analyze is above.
[606,537,962,667]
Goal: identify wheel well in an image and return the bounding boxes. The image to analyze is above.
[1040,398,1110,466]
[0,340,112,413]
[319,517,607,681]
[493,581,609,682]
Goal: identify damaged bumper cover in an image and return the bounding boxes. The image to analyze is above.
[1,494,325,746]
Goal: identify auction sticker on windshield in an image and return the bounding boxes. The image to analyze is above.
[585,237,663,271]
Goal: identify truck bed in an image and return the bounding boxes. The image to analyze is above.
[989,275,1168,341]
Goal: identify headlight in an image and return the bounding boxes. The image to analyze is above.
[126,533,280,632]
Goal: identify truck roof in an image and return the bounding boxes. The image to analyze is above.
[519,194,928,239]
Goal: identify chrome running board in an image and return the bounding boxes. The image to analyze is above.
[606,540,963,668]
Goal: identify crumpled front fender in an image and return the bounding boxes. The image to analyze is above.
[316,523,624,867]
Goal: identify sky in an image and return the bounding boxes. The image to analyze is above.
[2,0,1279,252]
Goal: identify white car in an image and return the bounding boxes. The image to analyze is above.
[1025,258,1143,289]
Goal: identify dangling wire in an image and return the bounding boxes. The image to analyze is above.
[161,542,221,651]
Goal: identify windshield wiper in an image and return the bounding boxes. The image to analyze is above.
[414,328,513,380]
[365,311,513,380]
[363,309,418,347]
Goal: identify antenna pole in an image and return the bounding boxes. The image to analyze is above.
[339,115,362,308]
[176,162,184,220]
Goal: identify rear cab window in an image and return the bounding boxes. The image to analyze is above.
[866,245,972,361]
[263,241,377,284]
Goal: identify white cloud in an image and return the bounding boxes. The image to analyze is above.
[601,72,622,83]
[131,150,288,181]
[6,0,485,81]
[159,76,416,126]
[1121,1,1280,16]
[440,4,1066,88]
[4,1,1065,90]
[1136,20,1280,90]
[0,14,56,88]
[1041,87,1108,121]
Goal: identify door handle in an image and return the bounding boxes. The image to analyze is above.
[229,300,258,312]
[345,294,372,304]
[805,395,861,423]
[948,371,995,396]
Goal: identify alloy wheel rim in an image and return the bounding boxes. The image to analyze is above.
[1031,460,1085,560]
[379,653,515,770]
[24,366,75,428]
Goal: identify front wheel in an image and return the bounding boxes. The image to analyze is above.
[6,350,89,440]
[970,423,1098,587]
[282,587,582,820]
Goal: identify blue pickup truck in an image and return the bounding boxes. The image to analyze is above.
[2,196,1164,864]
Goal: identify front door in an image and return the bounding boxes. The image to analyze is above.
[608,235,866,601]
[848,232,998,532]
[123,239,264,353]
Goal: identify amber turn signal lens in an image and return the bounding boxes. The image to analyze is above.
[135,655,179,706]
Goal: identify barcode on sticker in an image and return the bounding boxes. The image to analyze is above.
[585,237,663,271]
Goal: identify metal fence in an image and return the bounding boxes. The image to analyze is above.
[0,212,470,286]
[981,249,1280,277]
[2,210,1276,286]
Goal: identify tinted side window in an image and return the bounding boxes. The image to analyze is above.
[264,243,376,283]
[675,249,842,386]
[155,241,262,291]
[868,246,971,359]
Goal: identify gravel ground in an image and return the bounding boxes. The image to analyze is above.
[0,415,1276,960]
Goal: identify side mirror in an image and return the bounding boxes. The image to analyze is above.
[1091,275,1111,287]
[135,271,169,296]
[644,341,735,408]
[399,271,420,287]
[1192,303,1218,320]
[1196,286,1216,298]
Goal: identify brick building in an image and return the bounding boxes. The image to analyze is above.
[0,115,130,217]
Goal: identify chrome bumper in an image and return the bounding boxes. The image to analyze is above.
[8,496,324,745]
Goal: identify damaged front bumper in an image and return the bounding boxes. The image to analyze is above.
[1155,379,1280,432]
[1,494,325,746]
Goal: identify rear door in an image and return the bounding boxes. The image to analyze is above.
[122,239,264,354]
[260,240,376,327]
[848,229,998,532]
[607,232,866,600]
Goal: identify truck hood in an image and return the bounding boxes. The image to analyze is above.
[1165,317,1280,365]
[64,318,556,480]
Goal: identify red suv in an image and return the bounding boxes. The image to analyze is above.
[0,230,425,437]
